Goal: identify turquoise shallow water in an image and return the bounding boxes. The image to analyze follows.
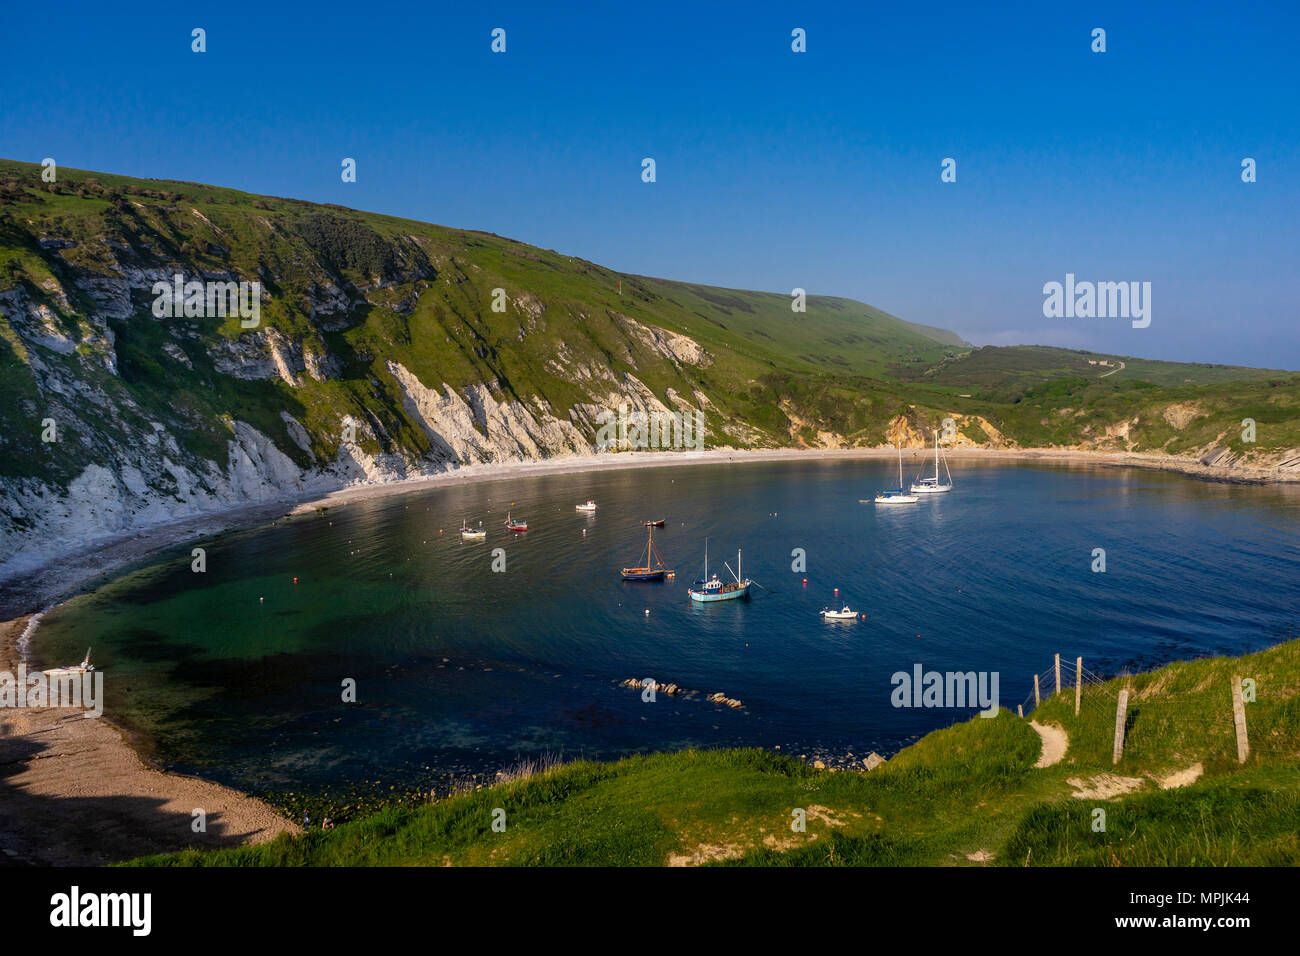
[30,457,1300,793]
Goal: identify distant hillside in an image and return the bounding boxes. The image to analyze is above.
[2,159,1299,576]
[899,344,1290,391]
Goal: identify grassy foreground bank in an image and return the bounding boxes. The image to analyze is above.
[131,638,1300,867]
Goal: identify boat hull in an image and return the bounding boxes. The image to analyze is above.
[621,569,666,581]
[910,484,952,494]
[689,585,750,602]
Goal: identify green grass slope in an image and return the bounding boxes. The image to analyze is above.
[2,158,1299,527]
[130,637,1300,867]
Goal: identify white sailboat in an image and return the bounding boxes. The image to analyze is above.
[911,430,954,494]
[874,443,918,505]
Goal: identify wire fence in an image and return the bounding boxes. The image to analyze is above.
[1015,654,1298,763]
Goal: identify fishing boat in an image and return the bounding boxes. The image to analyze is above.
[820,606,858,621]
[688,540,751,602]
[43,647,94,676]
[459,517,486,540]
[642,519,665,527]
[504,511,528,532]
[576,500,597,512]
[874,444,918,505]
[911,430,954,494]
[621,523,673,581]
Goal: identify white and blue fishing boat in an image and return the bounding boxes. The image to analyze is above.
[688,540,751,602]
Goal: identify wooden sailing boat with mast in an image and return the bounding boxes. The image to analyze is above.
[621,522,673,581]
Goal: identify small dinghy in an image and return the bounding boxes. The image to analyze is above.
[642,519,665,527]
[576,500,597,512]
[820,606,858,621]
[43,647,95,676]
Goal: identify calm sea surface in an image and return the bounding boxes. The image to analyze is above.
[30,458,1300,794]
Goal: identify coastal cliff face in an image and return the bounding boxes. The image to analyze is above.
[2,160,1298,579]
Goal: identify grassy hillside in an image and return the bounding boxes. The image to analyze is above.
[0,159,968,486]
[130,637,1300,867]
[2,158,1299,561]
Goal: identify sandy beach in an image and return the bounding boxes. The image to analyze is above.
[0,443,1293,866]
[0,617,299,866]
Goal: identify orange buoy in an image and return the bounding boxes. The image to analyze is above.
[293,577,298,584]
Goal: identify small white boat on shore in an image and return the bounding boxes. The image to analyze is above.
[820,607,858,621]
[43,647,94,676]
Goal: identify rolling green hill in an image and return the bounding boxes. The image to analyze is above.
[2,159,1299,575]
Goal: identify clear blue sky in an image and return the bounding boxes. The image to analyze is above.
[3,1,1297,368]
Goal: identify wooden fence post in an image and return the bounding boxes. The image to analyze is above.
[1055,654,1061,696]
[1075,656,1083,716]
[1033,674,1040,707]
[1112,688,1129,765]
[1231,675,1249,764]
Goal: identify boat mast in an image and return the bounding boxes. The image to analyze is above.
[934,430,940,481]
[738,548,742,582]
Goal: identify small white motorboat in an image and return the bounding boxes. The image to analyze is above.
[576,500,597,512]
[820,607,858,621]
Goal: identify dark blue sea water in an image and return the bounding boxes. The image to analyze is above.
[30,458,1300,794]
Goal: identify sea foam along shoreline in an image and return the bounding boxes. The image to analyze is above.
[2,444,1297,626]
